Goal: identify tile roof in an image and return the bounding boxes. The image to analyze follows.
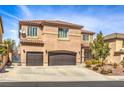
[104,33,124,41]
[19,20,83,29]
[20,39,44,45]
[81,30,95,35]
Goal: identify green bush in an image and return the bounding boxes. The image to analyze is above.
[121,60,124,68]
[85,65,91,68]
[96,64,102,67]
[85,60,92,68]
[91,59,101,65]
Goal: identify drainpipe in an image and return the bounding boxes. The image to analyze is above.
[80,44,82,64]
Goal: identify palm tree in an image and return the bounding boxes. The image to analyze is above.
[0,44,8,66]
[3,39,16,65]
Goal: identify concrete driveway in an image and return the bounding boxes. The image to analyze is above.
[0,65,112,82]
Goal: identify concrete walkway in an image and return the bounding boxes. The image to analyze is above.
[0,65,113,82]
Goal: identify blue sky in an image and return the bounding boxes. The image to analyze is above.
[0,5,124,44]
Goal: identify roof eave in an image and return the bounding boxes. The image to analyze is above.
[0,17,4,33]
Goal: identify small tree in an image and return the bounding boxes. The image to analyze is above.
[0,44,8,66]
[3,39,16,53]
[3,39,16,65]
[90,31,110,65]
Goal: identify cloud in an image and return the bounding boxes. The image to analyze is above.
[0,10,20,20]
[2,5,124,45]
[9,29,19,44]
[17,5,33,19]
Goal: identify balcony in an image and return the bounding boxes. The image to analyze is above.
[81,41,90,48]
[20,39,44,46]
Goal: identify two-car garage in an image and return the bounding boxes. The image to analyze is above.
[26,51,76,66]
[48,52,76,66]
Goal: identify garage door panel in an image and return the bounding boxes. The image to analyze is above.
[26,52,43,66]
[49,53,76,66]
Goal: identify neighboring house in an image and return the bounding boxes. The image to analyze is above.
[0,17,8,72]
[0,17,4,62]
[19,20,94,66]
[104,33,124,64]
[0,17,3,43]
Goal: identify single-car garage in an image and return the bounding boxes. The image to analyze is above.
[48,51,76,66]
[26,52,43,66]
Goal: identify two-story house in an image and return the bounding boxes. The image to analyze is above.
[19,20,94,66]
[104,33,124,64]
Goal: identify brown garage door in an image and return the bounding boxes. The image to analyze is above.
[48,52,76,66]
[26,52,43,66]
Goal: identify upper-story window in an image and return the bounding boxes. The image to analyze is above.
[83,34,89,41]
[58,28,69,38]
[27,27,37,37]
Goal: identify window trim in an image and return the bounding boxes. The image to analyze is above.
[58,28,69,39]
[27,26,38,37]
[83,34,89,41]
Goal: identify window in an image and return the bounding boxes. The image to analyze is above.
[27,27,37,37]
[83,34,89,41]
[58,28,69,38]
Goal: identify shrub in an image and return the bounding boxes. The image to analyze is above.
[96,64,102,67]
[107,69,112,73]
[85,65,91,68]
[91,59,101,65]
[92,66,99,71]
[85,60,92,68]
[100,69,112,74]
[100,69,109,74]
[121,60,124,68]
[113,63,118,68]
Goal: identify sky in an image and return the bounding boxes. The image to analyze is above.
[0,5,124,45]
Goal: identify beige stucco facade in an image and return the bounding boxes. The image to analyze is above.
[19,20,94,66]
[81,30,94,62]
[104,33,124,64]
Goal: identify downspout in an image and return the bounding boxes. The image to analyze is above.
[80,44,82,63]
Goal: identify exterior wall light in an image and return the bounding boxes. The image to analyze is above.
[23,49,25,53]
[45,50,47,54]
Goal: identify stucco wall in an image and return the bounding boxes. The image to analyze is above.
[105,39,124,64]
[116,40,123,51]
[20,25,82,66]
[20,44,44,65]
[43,25,81,64]
[0,22,2,43]
[20,25,43,40]
[105,40,116,63]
